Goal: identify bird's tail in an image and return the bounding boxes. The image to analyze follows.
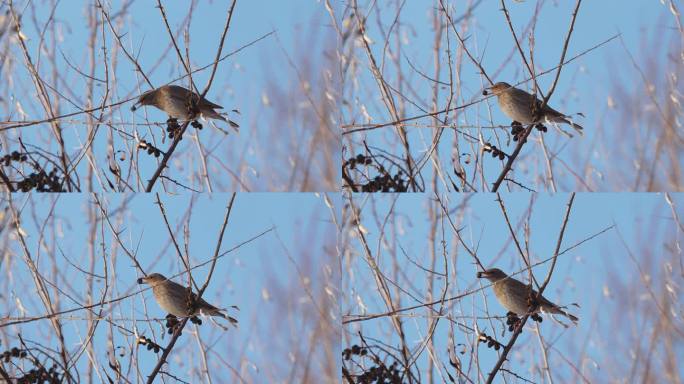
[219,312,239,328]
[547,305,578,323]
[560,117,584,135]
[226,119,240,133]
[561,310,579,323]
[200,110,240,133]
[213,305,239,328]
[202,308,239,327]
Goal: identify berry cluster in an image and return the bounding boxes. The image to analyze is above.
[1,346,63,383]
[164,314,180,335]
[362,172,407,193]
[342,344,367,360]
[164,314,202,335]
[166,118,182,140]
[138,140,163,158]
[2,151,28,166]
[344,154,373,170]
[165,118,203,140]
[505,311,543,332]
[342,343,405,384]
[137,336,162,354]
[483,143,507,160]
[342,154,408,192]
[510,121,547,142]
[2,346,27,362]
[510,121,527,142]
[477,332,503,351]
[15,169,63,192]
[505,311,522,331]
[0,150,64,192]
[16,365,61,384]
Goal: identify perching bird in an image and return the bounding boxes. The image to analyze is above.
[131,85,239,131]
[477,268,578,323]
[484,82,583,135]
[138,273,238,326]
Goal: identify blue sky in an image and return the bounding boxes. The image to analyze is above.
[342,193,684,382]
[342,0,682,191]
[2,1,683,383]
[1,193,339,382]
[1,0,339,191]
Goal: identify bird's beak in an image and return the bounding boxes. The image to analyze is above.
[130,100,140,112]
[477,270,489,279]
[482,86,493,96]
[137,277,146,284]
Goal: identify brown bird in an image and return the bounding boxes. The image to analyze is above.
[477,268,578,323]
[485,82,583,135]
[131,85,239,131]
[138,273,238,326]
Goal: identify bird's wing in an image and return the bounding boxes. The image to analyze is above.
[541,103,566,118]
[167,87,192,104]
[196,296,221,311]
[166,85,224,109]
[506,276,533,294]
[510,87,538,102]
[510,88,566,117]
[537,293,562,310]
[200,99,223,109]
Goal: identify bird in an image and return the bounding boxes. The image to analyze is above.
[138,273,238,326]
[131,85,239,132]
[484,82,583,135]
[477,268,578,323]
